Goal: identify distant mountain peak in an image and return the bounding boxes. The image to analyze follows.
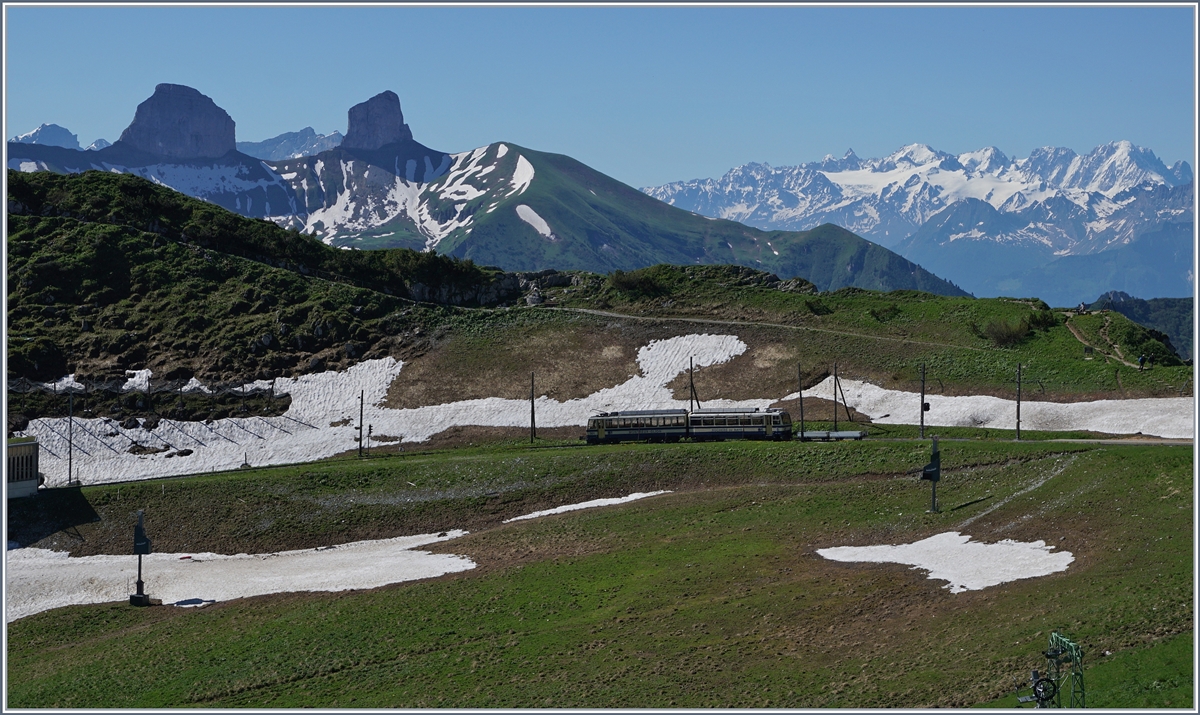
[116,83,235,159]
[342,91,413,150]
[9,123,80,150]
[236,127,343,160]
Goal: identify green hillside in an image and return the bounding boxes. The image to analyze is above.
[1088,292,1193,361]
[7,169,1187,408]
[413,145,971,296]
[6,439,1192,708]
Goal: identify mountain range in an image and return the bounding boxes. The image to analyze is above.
[6,84,966,297]
[643,143,1194,305]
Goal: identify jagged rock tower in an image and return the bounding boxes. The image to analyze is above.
[341,91,413,150]
[117,84,236,159]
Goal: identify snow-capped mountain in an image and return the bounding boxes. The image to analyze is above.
[85,138,111,151]
[643,141,1192,254]
[6,86,969,295]
[643,141,1194,302]
[236,127,344,161]
[9,123,81,150]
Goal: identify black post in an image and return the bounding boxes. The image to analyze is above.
[837,373,853,423]
[798,363,805,441]
[832,363,839,432]
[68,391,74,486]
[358,390,364,457]
[920,362,926,439]
[1016,363,1022,441]
[530,372,536,444]
[689,357,695,412]
[366,424,372,456]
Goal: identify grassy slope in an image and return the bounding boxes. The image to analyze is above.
[439,146,970,296]
[1089,294,1194,362]
[5,439,1192,708]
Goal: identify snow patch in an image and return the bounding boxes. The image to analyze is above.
[817,531,1073,593]
[795,376,1193,439]
[5,532,474,622]
[510,155,534,195]
[505,491,671,522]
[516,204,555,240]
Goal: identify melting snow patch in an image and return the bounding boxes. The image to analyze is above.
[795,376,1193,439]
[817,531,1073,593]
[5,532,474,622]
[510,155,534,195]
[516,204,554,239]
[504,491,671,523]
[122,369,152,393]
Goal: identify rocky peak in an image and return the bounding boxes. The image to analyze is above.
[341,91,413,150]
[117,84,235,159]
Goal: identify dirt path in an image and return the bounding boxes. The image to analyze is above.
[1064,316,1138,368]
[551,307,991,354]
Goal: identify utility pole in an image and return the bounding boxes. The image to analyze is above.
[1016,364,1022,441]
[366,424,372,457]
[797,363,805,441]
[530,372,536,444]
[920,362,926,439]
[686,356,703,410]
[832,363,839,432]
[67,390,74,486]
[358,390,364,457]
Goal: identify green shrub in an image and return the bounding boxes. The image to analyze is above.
[984,318,1030,347]
[1028,309,1058,331]
[609,268,664,296]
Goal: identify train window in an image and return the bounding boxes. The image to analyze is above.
[702,418,714,426]
[740,417,751,426]
[754,417,764,425]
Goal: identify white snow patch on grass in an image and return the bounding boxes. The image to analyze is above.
[516,204,554,239]
[504,491,672,523]
[5,532,474,622]
[23,335,750,485]
[817,531,1073,593]
[42,375,85,392]
[496,144,508,158]
[796,376,1193,439]
[509,155,534,195]
[122,369,152,393]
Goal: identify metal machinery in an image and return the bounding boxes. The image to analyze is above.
[1016,631,1084,708]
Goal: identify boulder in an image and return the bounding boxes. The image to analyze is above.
[341,91,413,150]
[117,84,235,159]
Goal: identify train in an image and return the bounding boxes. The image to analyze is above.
[585,407,793,444]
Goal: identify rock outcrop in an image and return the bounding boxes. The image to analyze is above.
[117,84,235,159]
[341,91,413,150]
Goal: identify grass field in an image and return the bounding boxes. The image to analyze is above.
[5,437,1192,708]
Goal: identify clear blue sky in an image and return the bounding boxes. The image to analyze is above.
[4,4,1196,188]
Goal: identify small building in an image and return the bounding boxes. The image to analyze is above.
[7,438,42,498]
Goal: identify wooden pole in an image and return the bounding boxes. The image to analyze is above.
[689,357,695,412]
[832,363,838,432]
[798,363,805,441]
[358,390,364,457]
[1015,364,1022,441]
[530,372,536,444]
[68,391,74,486]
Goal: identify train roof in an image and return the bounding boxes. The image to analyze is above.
[591,409,688,417]
[691,407,786,414]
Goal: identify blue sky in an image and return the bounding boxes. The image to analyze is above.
[4,4,1196,188]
